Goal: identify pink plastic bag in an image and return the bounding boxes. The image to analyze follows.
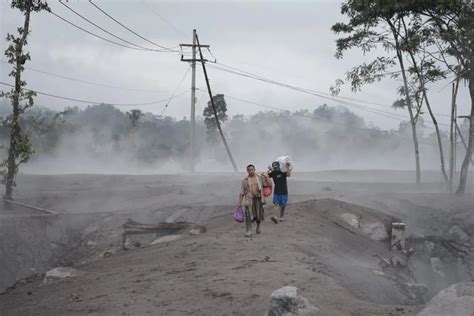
[233,207,244,223]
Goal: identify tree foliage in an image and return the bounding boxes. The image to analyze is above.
[0,0,50,200]
[203,94,228,143]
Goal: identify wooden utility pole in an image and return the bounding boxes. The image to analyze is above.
[195,33,238,172]
[180,29,209,172]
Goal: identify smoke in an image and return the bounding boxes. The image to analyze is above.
[6,103,463,175]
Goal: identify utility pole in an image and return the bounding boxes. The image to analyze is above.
[180,29,209,172]
[195,32,238,172]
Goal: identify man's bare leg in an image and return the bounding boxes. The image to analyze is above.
[280,206,285,222]
[245,207,252,237]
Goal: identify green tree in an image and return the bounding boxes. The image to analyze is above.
[332,0,423,183]
[127,109,143,130]
[397,15,449,186]
[415,1,474,194]
[0,0,49,200]
[203,94,228,143]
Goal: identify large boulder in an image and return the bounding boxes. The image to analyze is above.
[340,213,360,228]
[339,213,388,241]
[267,286,319,316]
[361,222,389,241]
[418,282,474,316]
[43,267,83,284]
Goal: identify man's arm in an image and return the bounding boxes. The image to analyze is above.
[238,180,245,207]
[238,194,244,207]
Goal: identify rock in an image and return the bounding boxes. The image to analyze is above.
[418,282,474,316]
[430,257,445,278]
[361,222,389,241]
[391,253,408,268]
[43,267,83,284]
[124,239,141,249]
[424,241,435,254]
[189,228,204,235]
[407,283,428,300]
[86,240,97,249]
[102,247,119,257]
[447,225,470,244]
[267,286,319,316]
[340,213,360,228]
[151,234,182,244]
[340,213,388,241]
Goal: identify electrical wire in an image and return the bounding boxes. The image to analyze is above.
[140,0,188,39]
[160,65,191,115]
[59,1,163,52]
[0,60,166,93]
[212,62,452,119]
[209,63,452,124]
[89,0,178,52]
[0,81,179,106]
[49,10,157,51]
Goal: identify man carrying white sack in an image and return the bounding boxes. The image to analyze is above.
[268,156,293,223]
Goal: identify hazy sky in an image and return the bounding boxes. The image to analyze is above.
[0,0,470,130]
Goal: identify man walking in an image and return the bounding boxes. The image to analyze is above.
[238,164,264,237]
[268,161,291,223]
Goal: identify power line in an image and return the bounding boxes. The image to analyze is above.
[160,65,192,115]
[209,63,452,124]
[59,1,167,52]
[89,0,177,52]
[140,0,188,39]
[212,62,452,119]
[194,88,207,111]
[49,10,155,51]
[209,65,400,116]
[0,81,182,107]
[0,60,167,93]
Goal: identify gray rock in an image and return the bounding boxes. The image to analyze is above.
[340,213,360,228]
[151,234,182,244]
[430,257,445,278]
[86,240,97,249]
[361,222,389,241]
[447,225,470,244]
[418,282,474,316]
[267,286,319,316]
[407,283,428,300]
[43,267,83,284]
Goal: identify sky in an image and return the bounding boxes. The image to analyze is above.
[0,0,470,130]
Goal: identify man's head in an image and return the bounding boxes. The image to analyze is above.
[272,161,280,172]
[246,164,256,177]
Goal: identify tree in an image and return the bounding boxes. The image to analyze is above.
[127,109,143,130]
[414,1,474,194]
[396,14,449,186]
[332,1,423,183]
[203,94,228,143]
[0,0,49,200]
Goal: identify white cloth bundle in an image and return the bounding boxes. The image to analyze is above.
[275,156,294,173]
